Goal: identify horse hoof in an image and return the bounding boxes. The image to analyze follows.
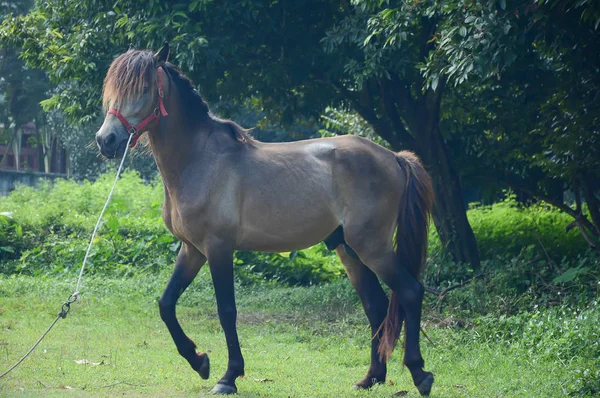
[352,376,384,389]
[209,383,237,395]
[194,352,210,380]
[416,372,434,396]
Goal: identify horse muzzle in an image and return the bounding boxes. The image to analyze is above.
[96,130,127,159]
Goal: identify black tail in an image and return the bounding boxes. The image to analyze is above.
[377,151,434,361]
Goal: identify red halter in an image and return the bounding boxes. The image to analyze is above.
[107,66,169,148]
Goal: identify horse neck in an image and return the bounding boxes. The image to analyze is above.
[146,101,210,197]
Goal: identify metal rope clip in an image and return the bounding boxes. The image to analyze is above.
[58,293,79,319]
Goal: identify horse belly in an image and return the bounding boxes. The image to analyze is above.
[236,204,339,252]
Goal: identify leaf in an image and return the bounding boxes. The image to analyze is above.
[459,26,467,37]
[155,235,175,244]
[74,359,103,366]
[172,11,190,20]
[553,267,589,283]
[106,216,119,234]
[431,75,439,91]
[189,0,200,12]
[115,15,129,29]
[498,0,506,10]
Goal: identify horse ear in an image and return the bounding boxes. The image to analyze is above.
[128,43,135,52]
[154,42,170,65]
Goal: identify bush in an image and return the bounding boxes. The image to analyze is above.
[234,244,344,286]
[0,171,343,284]
[0,212,24,262]
[1,172,597,301]
[0,171,174,276]
[464,194,586,261]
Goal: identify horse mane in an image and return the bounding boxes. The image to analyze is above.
[103,49,254,145]
[161,63,255,145]
[103,50,156,110]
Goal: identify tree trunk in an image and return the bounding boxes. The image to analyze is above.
[420,125,481,268]
[580,174,600,235]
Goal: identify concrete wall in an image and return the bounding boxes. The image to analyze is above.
[0,170,67,197]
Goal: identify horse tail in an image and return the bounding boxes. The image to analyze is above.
[377,150,434,362]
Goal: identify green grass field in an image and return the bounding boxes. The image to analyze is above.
[0,270,595,397]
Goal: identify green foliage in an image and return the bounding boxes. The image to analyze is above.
[428,194,589,262]
[469,194,588,260]
[1,171,597,302]
[470,302,600,396]
[319,106,389,147]
[0,212,23,260]
[0,171,174,276]
[426,249,599,316]
[234,245,344,286]
[0,171,343,285]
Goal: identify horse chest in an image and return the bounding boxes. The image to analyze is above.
[162,195,217,246]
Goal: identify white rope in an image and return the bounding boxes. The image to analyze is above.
[74,134,132,297]
[0,134,132,379]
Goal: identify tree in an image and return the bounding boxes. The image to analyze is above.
[2,0,598,261]
[0,0,51,170]
[0,0,483,266]
[428,0,600,253]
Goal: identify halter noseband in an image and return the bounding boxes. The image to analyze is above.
[107,66,169,148]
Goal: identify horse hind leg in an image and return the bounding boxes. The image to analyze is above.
[344,232,433,396]
[335,245,389,389]
[375,251,433,395]
[158,243,210,379]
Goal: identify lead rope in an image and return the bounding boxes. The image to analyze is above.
[0,134,133,379]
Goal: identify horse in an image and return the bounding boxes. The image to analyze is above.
[95,43,435,396]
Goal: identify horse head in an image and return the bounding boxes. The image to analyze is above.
[96,42,170,158]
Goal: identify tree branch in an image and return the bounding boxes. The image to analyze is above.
[503,179,600,252]
[377,77,419,151]
[504,180,591,230]
[580,173,600,234]
[332,82,407,150]
[425,273,487,312]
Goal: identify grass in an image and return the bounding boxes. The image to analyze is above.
[0,270,596,397]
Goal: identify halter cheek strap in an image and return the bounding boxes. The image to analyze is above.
[107,66,169,148]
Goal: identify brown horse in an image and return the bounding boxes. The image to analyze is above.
[96,43,435,396]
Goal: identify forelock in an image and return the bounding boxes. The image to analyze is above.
[102,50,156,110]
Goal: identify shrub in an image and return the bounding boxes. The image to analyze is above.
[469,194,587,260]
[234,244,344,286]
[0,212,24,263]
[1,172,597,301]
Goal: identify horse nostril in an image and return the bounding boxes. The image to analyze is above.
[105,132,116,147]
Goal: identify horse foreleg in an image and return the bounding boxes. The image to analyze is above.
[336,246,390,389]
[158,243,210,379]
[207,244,244,395]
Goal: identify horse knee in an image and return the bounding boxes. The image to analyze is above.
[158,296,175,322]
[363,297,388,323]
[217,304,237,320]
[399,281,424,306]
